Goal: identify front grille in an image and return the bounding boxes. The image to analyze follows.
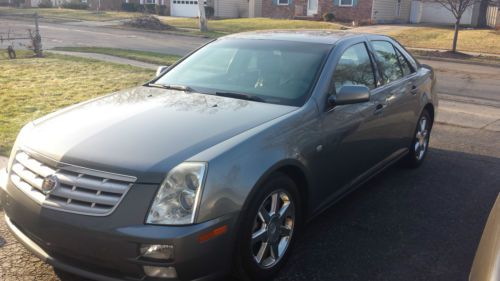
[9,151,136,216]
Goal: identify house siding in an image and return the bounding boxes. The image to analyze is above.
[372,0,411,23]
[214,0,249,17]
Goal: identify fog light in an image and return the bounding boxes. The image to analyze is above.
[140,244,174,260]
[143,266,177,278]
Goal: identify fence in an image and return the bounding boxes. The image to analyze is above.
[486,5,499,29]
[0,13,42,57]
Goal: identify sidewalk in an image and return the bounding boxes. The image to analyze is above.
[48,50,158,70]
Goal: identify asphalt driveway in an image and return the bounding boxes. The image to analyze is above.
[1,123,499,281]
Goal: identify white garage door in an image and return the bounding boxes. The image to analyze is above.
[171,0,202,17]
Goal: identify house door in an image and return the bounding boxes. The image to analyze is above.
[307,0,318,16]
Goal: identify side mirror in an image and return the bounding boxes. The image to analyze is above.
[156,66,169,77]
[328,85,370,106]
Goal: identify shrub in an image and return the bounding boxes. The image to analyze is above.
[61,2,89,10]
[124,15,172,30]
[322,12,335,22]
[121,2,141,12]
[155,4,168,15]
[205,6,214,18]
[143,4,156,13]
[38,0,53,8]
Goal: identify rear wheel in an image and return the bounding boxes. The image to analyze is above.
[402,110,432,168]
[233,173,300,281]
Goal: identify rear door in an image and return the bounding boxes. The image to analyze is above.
[368,39,419,152]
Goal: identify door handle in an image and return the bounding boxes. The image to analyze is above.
[411,85,418,95]
[374,103,384,115]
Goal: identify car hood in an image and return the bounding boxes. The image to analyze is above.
[21,87,297,182]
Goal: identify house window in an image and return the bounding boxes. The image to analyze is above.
[145,0,155,4]
[339,0,353,6]
[278,0,289,5]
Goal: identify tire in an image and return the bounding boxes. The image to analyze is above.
[402,109,433,168]
[233,173,301,281]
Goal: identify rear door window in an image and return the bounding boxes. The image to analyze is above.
[371,41,404,84]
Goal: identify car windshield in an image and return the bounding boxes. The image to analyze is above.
[155,38,331,106]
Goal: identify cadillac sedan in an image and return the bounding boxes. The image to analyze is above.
[0,30,437,281]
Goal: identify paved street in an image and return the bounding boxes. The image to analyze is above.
[1,123,499,281]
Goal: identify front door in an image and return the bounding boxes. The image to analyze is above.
[314,42,387,209]
[307,0,318,16]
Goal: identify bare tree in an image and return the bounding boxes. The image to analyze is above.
[429,0,478,52]
[198,0,208,32]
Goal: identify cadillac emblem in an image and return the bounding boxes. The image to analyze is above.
[42,175,59,194]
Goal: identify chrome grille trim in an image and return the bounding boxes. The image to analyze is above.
[9,151,136,216]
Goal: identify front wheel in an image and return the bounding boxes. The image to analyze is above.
[402,110,433,168]
[233,173,300,281]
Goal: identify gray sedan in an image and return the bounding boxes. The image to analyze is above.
[0,30,437,281]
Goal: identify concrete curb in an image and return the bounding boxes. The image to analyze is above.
[413,55,500,69]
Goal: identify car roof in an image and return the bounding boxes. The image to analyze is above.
[222,30,376,45]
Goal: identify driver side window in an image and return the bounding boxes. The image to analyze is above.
[332,43,376,93]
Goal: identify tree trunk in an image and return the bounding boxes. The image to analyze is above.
[452,18,460,53]
[198,1,208,32]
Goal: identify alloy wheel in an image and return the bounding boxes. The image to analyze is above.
[251,190,295,269]
[414,116,429,161]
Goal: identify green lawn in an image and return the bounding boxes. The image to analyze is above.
[388,27,500,55]
[0,52,154,156]
[0,7,139,21]
[53,47,182,65]
[164,17,344,37]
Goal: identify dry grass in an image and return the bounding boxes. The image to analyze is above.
[388,27,500,54]
[0,51,154,156]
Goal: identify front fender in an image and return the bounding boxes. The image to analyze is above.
[191,102,321,223]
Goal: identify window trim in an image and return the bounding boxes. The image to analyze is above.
[339,0,354,7]
[277,0,290,5]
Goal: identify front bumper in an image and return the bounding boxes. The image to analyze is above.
[1,173,237,281]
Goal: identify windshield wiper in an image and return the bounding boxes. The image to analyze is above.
[215,91,265,102]
[147,83,194,92]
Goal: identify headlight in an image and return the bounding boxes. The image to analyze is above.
[146,162,207,225]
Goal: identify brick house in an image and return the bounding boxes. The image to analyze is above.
[262,0,412,23]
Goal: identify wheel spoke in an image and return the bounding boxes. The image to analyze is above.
[255,242,268,264]
[270,242,280,259]
[420,118,427,132]
[252,228,268,245]
[278,202,291,221]
[258,207,271,223]
[270,193,279,215]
